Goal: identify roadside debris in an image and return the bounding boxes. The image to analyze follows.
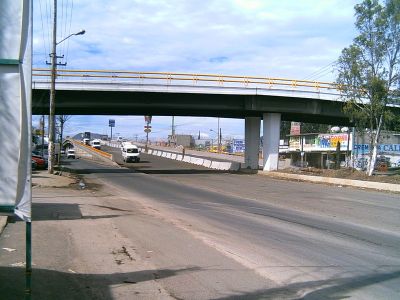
[79,180,86,189]
[2,247,16,252]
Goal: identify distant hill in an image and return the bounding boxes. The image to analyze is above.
[70,132,108,140]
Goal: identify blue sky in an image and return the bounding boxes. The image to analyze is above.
[32,0,359,140]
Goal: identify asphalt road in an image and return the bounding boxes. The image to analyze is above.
[65,150,400,299]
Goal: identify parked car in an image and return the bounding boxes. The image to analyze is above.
[31,159,37,170]
[31,154,47,169]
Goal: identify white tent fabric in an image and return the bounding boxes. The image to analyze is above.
[0,0,32,221]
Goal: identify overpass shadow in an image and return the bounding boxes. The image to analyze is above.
[0,266,200,300]
[63,167,136,175]
[7,203,128,222]
[136,169,231,175]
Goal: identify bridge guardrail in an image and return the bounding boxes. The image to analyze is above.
[32,68,340,95]
[68,139,117,166]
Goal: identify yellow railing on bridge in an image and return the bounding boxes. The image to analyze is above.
[33,68,338,93]
[71,139,113,159]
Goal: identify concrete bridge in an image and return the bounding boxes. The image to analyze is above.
[31,69,351,172]
[32,68,347,124]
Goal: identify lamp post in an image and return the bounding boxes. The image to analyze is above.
[210,128,221,153]
[210,118,222,153]
[48,0,85,174]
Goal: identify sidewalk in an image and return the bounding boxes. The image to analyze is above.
[0,170,174,299]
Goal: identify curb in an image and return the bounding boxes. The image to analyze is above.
[259,171,400,192]
[0,216,7,235]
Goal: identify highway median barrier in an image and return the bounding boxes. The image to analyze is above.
[202,159,212,168]
[136,145,241,172]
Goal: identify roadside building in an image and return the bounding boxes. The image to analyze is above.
[168,134,195,148]
[283,130,400,170]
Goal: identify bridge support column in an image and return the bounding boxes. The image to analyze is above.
[244,117,261,170]
[263,113,281,171]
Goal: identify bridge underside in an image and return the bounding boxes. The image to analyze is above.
[32,89,350,125]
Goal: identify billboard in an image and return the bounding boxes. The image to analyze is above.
[289,133,351,152]
[232,139,245,153]
[0,0,32,221]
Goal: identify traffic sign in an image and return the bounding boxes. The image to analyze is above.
[144,125,152,129]
[144,128,151,133]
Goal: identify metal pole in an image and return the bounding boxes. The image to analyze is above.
[217,118,220,153]
[346,129,351,167]
[48,0,57,174]
[41,115,45,156]
[352,127,356,169]
[172,116,175,136]
[146,121,149,152]
[25,221,32,300]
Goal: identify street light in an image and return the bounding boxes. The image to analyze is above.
[56,29,85,45]
[48,1,86,174]
[210,128,222,153]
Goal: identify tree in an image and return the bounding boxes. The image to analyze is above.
[56,115,72,160]
[336,0,400,176]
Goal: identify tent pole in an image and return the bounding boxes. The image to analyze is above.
[25,221,32,299]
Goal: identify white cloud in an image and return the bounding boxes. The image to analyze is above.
[33,0,360,139]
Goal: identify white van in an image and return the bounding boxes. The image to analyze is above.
[67,149,75,159]
[83,138,90,145]
[121,143,140,163]
[90,139,101,150]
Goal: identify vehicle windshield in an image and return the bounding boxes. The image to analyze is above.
[127,148,138,153]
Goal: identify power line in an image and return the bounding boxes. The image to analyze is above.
[38,0,48,64]
[65,0,74,65]
[302,60,336,81]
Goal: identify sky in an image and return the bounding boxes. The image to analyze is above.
[32,0,360,141]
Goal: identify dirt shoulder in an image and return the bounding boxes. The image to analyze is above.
[1,170,174,299]
[277,167,400,185]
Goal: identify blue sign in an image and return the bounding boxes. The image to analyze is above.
[232,139,245,153]
[354,144,400,154]
[109,119,115,127]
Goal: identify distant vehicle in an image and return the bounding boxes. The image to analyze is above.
[84,131,91,140]
[121,142,140,163]
[90,139,101,150]
[67,149,75,159]
[83,138,90,145]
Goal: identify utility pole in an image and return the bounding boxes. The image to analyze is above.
[170,116,176,146]
[47,0,85,173]
[48,0,58,174]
